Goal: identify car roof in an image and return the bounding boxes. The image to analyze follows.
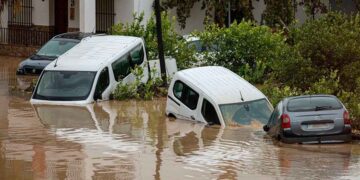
[183,35,200,42]
[53,32,94,40]
[282,95,340,105]
[45,35,142,72]
[175,66,267,105]
[285,94,337,101]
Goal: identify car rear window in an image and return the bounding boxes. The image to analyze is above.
[287,96,343,112]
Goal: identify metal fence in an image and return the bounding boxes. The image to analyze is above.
[8,0,33,27]
[0,28,54,46]
[96,0,115,33]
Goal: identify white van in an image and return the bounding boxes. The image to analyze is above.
[31,35,151,105]
[165,66,273,127]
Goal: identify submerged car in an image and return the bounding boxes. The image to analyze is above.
[31,35,150,105]
[165,66,273,127]
[263,95,351,144]
[16,32,92,75]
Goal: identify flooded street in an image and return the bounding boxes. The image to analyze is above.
[1,56,360,180]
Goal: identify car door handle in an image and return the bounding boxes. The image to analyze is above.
[190,116,195,120]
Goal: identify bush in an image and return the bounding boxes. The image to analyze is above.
[285,12,360,90]
[111,13,197,69]
[197,21,298,84]
[112,66,167,101]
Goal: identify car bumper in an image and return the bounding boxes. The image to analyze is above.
[17,67,44,75]
[281,128,352,144]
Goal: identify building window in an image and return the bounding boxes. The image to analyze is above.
[96,0,115,33]
[8,0,33,27]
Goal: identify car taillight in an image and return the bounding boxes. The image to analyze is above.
[281,114,291,129]
[344,111,351,125]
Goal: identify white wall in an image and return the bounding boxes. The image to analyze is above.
[68,0,80,29]
[168,1,206,35]
[114,0,134,25]
[0,3,8,28]
[32,0,51,26]
[80,0,96,32]
[252,0,266,24]
[134,0,154,25]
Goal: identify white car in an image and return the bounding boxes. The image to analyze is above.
[166,66,273,127]
[31,36,152,105]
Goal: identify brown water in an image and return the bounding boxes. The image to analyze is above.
[1,56,360,180]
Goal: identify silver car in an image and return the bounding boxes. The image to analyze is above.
[16,32,93,75]
[263,95,351,143]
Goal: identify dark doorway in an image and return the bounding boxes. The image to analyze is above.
[55,0,68,35]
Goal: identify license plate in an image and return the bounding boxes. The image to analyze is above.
[307,123,330,129]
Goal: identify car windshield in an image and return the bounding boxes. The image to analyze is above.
[287,96,343,112]
[220,99,273,126]
[187,40,205,53]
[34,71,96,101]
[36,39,78,57]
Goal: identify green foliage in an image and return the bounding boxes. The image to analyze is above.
[198,21,297,84]
[260,83,302,106]
[262,0,295,28]
[161,0,254,28]
[111,13,197,69]
[112,66,167,101]
[298,0,328,19]
[272,12,360,91]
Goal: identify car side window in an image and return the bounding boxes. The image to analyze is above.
[94,67,110,100]
[201,99,221,125]
[269,103,280,126]
[112,54,131,81]
[173,81,199,110]
[130,44,145,66]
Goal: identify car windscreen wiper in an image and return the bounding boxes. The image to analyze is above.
[315,106,332,111]
[31,54,57,60]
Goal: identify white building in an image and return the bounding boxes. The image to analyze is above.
[0,0,357,45]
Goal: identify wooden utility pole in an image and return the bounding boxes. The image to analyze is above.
[154,0,167,86]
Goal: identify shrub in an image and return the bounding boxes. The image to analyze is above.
[197,21,298,84]
[112,66,167,101]
[111,13,197,69]
[286,12,360,90]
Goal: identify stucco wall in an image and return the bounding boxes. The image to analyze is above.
[169,1,206,35]
[68,0,80,29]
[0,3,8,28]
[32,0,51,26]
[134,0,154,25]
[114,0,134,25]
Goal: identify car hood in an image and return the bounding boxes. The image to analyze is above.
[19,58,53,68]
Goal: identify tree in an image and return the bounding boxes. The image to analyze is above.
[262,0,296,28]
[161,0,254,28]
[298,0,327,19]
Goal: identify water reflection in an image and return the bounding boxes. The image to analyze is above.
[1,56,360,179]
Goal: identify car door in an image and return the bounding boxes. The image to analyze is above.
[93,67,110,101]
[172,80,200,121]
[268,102,281,137]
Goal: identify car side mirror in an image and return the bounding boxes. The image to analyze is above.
[263,125,270,132]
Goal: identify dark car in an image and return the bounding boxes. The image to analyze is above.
[263,95,351,144]
[16,32,92,75]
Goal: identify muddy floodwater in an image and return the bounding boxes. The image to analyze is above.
[1,56,360,180]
